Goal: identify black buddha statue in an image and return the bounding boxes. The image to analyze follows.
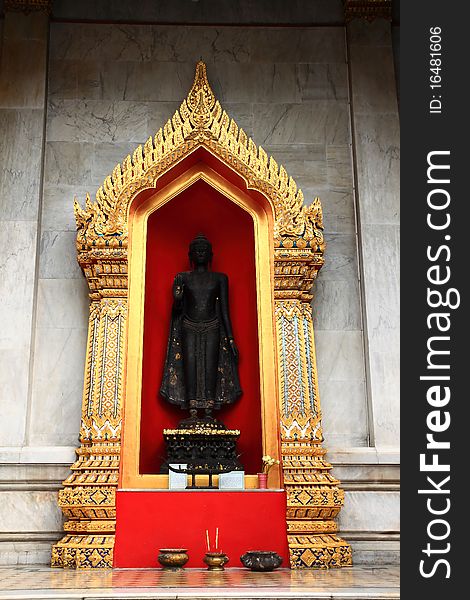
[160,234,242,426]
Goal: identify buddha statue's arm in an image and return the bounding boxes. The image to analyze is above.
[173,273,184,308]
[219,274,238,360]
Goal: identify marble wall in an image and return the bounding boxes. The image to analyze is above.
[0,12,47,448]
[347,20,400,448]
[0,11,399,565]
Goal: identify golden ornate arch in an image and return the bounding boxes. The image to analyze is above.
[51,62,352,569]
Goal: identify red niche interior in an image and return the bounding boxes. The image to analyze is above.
[139,178,263,475]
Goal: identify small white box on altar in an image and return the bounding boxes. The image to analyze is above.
[168,464,187,489]
[218,471,245,490]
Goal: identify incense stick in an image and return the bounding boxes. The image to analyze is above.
[206,529,210,552]
[215,527,219,551]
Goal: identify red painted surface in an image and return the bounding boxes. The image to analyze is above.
[114,490,289,568]
[139,179,263,475]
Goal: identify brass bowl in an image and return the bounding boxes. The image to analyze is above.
[158,548,189,570]
[203,551,229,571]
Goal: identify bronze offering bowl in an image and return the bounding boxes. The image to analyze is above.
[157,548,189,570]
[203,551,229,571]
[240,550,283,571]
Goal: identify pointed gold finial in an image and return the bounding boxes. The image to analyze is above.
[187,61,215,118]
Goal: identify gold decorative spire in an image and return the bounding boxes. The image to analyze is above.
[74,61,324,254]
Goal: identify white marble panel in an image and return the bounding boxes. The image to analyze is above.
[48,59,78,100]
[339,491,400,532]
[34,278,89,330]
[118,61,195,102]
[44,142,93,187]
[0,19,47,109]
[0,462,69,485]
[49,24,345,64]
[28,279,88,446]
[39,231,82,279]
[297,63,348,101]
[331,459,399,485]
[361,225,399,336]
[253,101,350,146]
[328,447,399,465]
[354,113,400,225]
[326,145,353,189]
[209,62,301,104]
[368,338,400,447]
[144,26,254,63]
[0,349,29,446]
[0,446,76,464]
[0,109,44,221]
[348,19,394,47]
[49,23,155,62]
[76,59,135,101]
[249,27,346,63]
[46,99,149,143]
[314,330,365,383]
[0,541,54,566]
[263,144,327,190]
[66,60,194,102]
[2,11,48,42]
[313,278,362,331]
[0,222,37,349]
[320,380,368,447]
[41,184,90,232]
[90,141,145,188]
[350,540,399,566]
[146,101,191,138]
[320,233,360,282]
[349,46,398,114]
[29,327,87,446]
[0,491,63,532]
[326,433,369,450]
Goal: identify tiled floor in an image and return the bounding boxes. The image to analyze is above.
[0,565,399,599]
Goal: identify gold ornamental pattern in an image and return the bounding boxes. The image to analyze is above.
[343,0,392,22]
[53,61,350,569]
[4,0,52,12]
[275,296,351,567]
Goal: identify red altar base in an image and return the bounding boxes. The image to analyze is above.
[114,490,289,568]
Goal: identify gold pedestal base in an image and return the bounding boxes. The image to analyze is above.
[281,434,352,569]
[288,534,352,568]
[51,534,114,569]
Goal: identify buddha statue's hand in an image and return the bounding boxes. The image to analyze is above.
[173,274,184,300]
[228,338,239,362]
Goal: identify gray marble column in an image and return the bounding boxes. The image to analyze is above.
[347,20,400,449]
[0,11,48,448]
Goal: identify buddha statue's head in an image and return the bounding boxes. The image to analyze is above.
[189,233,213,268]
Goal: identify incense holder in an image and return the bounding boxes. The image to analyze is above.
[204,552,229,571]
